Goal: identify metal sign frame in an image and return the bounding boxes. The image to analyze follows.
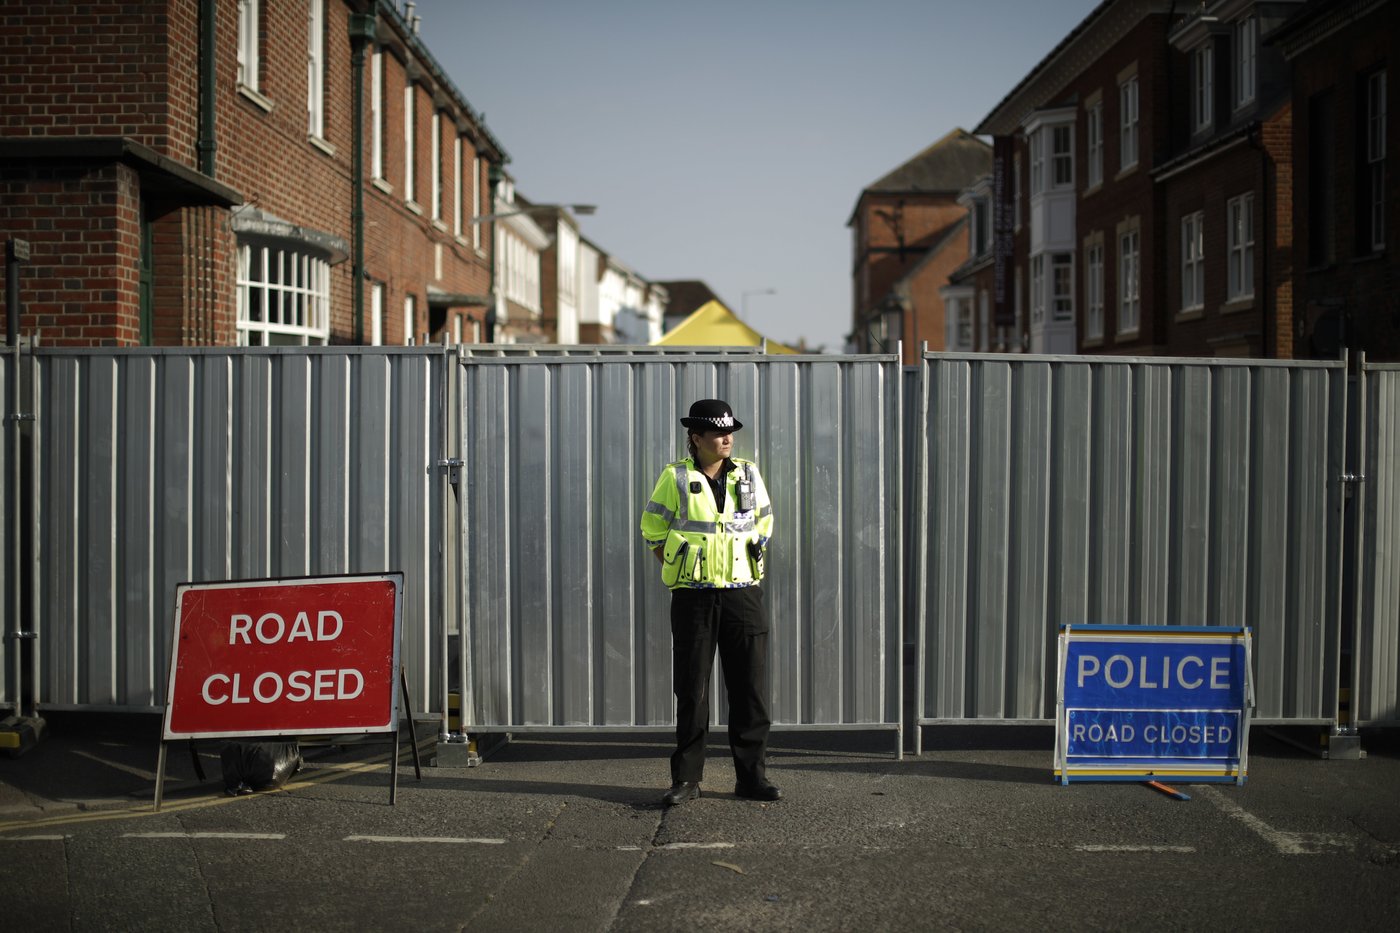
[1054,624,1254,785]
[154,572,416,809]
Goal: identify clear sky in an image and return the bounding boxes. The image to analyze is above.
[409,0,1102,350]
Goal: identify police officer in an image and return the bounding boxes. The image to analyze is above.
[640,399,781,806]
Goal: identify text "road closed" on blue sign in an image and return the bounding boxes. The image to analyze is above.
[1054,625,1254,785]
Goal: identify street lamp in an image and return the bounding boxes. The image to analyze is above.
[741,287,776,321]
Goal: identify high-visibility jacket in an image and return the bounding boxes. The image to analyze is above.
[640,457,773,589]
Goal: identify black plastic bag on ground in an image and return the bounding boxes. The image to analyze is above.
[219,741,303,796]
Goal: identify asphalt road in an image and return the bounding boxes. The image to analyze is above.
[2,717,1398,931]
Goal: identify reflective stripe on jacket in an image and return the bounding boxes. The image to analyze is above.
[640,457,773,589]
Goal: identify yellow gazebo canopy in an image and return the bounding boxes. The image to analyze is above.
[652,300,799,353]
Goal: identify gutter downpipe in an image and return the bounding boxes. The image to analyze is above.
[349,12,377,344]
[198,0,216,176]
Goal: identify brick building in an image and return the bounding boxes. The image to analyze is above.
[848,129,992,363]
[1274,0,1399,361]
[961,0,1396,362]
[0,0,506,347]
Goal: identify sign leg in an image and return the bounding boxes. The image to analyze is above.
[154,741,168,812]
[188,739,206,783]
[401,666,422,780]
[390,723,400,805]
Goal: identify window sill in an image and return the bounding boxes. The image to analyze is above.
[432,219,448,233]
[1115,163,1139,181]
[1116,327,1141,341]
[237,83,274,113]
[1082,181,1103,198]
[1220,296,1254,314]
[455,235,470,248]
[309,135,336,157]
[405,200,423,215]
[372,177,393,195]
[1176,306,1205,322]
[1351,250,1388,265]
[1082,335,1105,348]
[475,247,487,259]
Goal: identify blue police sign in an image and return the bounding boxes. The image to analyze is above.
[1055,625,1254,785]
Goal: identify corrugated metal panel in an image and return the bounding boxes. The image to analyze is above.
[31,347,451,714]
[1356,363,1400,724]
[919,354,1346,724]
[458,353,903,730]
[0,348,11,710]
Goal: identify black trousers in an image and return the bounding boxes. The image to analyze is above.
[669,584,771,785]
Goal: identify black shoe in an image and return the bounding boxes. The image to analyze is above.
[734,780,782,801]
[663,781,701,806]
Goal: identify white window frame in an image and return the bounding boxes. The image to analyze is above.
[1228,194,1255,300]
[1031,254,1045,325]
[1013,153,1022,229]
[472,156,482,249]
[235,242,330,346]
[370,282,383,346]
[404,86,416,204]
[1086,243,1104,341]
[1181,211,1205,311]
[1030,130,1045,197]
[1194,45,1213,133]
[1050,253,1074,322]
[237,0,260,92]
[1087,101,1103,188]
[431,112,442,222]
[370,50,384,180]
[1367,69,1387,251]
[957,298,973,349]
[453,137,463,237]
[979,289,990,351]
[307,0,325,138]
[404,294,416,345]
[1234,17,1258,109]
[1120,77,1139,170]
[1051,125,1073,189]
[1118,229,1140,335]
[1013,265,1023,338]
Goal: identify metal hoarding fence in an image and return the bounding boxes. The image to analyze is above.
[454,351,905,739]
[1354,359,1400,725]
[27,347,452,717]
[914,353,1347,748]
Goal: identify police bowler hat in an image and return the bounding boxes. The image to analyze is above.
[680,398,743,433]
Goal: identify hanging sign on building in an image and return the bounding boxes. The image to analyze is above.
[1054,625,1253,784]
[163,573,403,740]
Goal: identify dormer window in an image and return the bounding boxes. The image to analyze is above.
[1234,16,1257,108]
[1193,44,1214,133]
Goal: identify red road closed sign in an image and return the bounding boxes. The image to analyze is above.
[162,573,403,740]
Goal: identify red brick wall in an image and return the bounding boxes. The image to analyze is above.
[852,192,969,352]
[0,2,174,149]
[1289,5,1400,361]
[0,1,497,348]
[0,162,142,345]
[1070,15,1169,354]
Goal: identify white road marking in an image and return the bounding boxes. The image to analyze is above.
[344,835,506,845]
[72,750,162,781]
[659,842,735,850]
[1,835,69,841]
[123,832,285,840]
[1075,844,1195,853]
[1201,788,1350,855]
